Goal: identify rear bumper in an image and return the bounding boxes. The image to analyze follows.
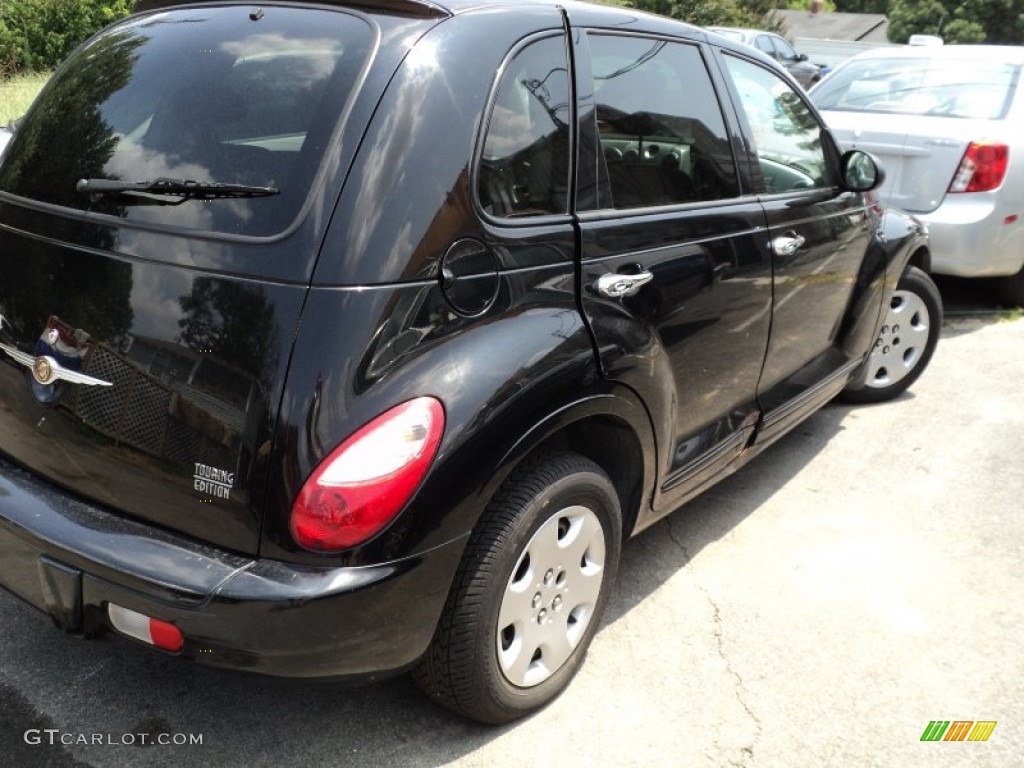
[921,193,1024,277]
[0,457,465,680]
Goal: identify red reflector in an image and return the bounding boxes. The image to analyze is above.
[149,618,184,652]
[949,142,1009,193]
[1005,215,1019,225]
[108,603,183,652]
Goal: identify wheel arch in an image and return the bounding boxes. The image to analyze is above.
[491,387,657,542]
[882,209,931,279]
[906,244,931,274]
[524,411,649,540]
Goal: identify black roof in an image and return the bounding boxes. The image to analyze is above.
[133,0,451,19]
[132,0,703,31]
[131,0,763,61]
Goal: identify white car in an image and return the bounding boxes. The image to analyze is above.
[810,45,1024,305]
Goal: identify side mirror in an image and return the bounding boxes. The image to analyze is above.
[840,149,885,192]
[797,53,808,62]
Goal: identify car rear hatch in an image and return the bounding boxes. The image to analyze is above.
[813,54,1020,214]
[0,2,440,555]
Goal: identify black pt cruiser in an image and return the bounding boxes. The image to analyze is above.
[0,0,939,723]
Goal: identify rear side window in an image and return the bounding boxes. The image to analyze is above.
[478,35,572,218]
[588,35,738,209]
[0,6,373,237]
[811,56,1020,120]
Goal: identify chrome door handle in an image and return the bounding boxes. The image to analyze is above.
[772,232,805,258]
[595,271,654,298]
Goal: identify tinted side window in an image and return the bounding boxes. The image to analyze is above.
[722,55,835,193]
[478,36,571,218]
[589,35,738,209]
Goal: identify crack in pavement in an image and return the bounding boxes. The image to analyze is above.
[666,517,762,768]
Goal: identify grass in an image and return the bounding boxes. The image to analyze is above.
[0,72,49,124]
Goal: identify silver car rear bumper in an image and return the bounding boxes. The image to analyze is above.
[922,191,1024,277]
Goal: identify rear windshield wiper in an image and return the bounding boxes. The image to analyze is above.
[76,178,279,205]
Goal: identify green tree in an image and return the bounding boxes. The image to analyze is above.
[0,0,131,75]
[940,18,987,42]
[889,0,1024,43]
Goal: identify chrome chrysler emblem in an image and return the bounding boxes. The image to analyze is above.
[33,356,54,385]
[0,343,113,387]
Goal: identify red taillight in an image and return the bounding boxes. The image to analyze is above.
[948,142,1009,193]
[290,397,445,551]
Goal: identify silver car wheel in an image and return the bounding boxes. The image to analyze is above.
[496,504,606,688]
[863,289,931,389]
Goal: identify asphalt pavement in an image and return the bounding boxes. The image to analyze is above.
[1,279,1022,768]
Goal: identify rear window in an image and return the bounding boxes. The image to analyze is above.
[0,6,372,237]
[812,56,1020,120]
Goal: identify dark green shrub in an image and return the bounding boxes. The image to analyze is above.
[0,0,132,76]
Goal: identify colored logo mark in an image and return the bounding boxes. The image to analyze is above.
[920,721,997,742]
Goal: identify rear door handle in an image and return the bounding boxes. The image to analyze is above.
[772,232,805,258]
[595,270,654,298]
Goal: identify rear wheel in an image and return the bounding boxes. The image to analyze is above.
[842,265,942,404]
[413,451,622,724]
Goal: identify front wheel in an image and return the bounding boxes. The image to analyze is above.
[842,265,942,404]
[413,452,622,724]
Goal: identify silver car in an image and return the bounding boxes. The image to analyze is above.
[810,45,1024,305]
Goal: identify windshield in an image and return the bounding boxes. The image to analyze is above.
[0,6,372,237]
[811,56,1020,120]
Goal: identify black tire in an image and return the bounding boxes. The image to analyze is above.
[996,266,1024,308]
[413,451,622,724]
[841,265,942,404]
